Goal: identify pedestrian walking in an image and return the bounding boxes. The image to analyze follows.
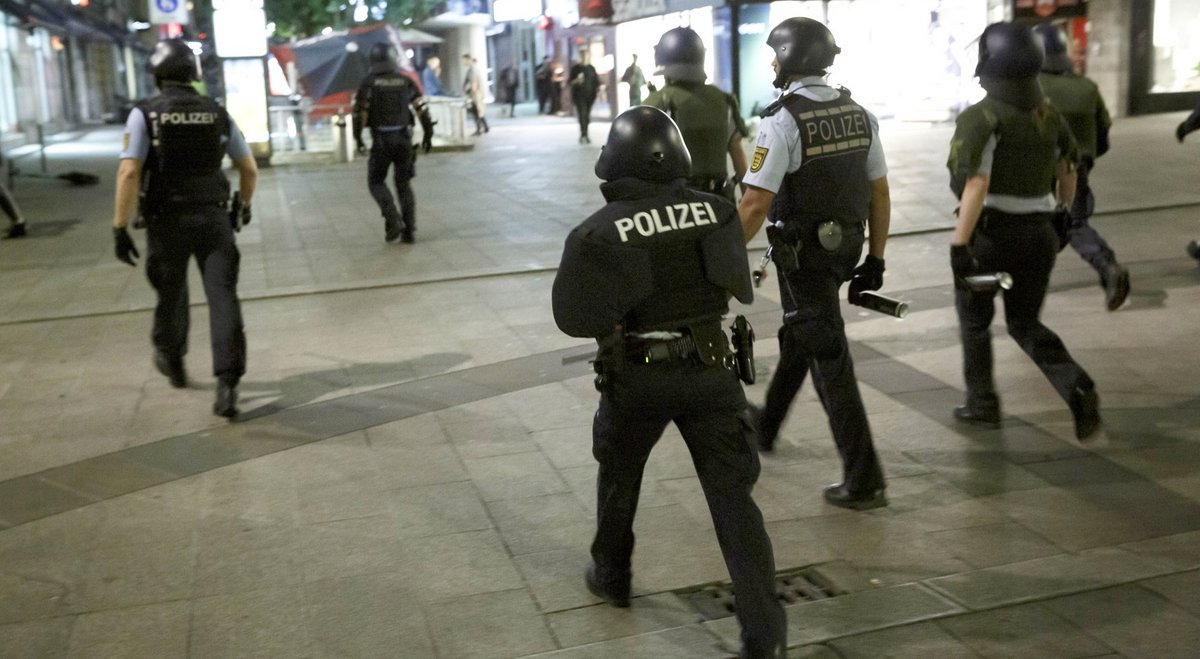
[947,22,1101,440]
[421,56,445,97]
[500,60,519,117]
[643,27,748,203]
[552,106,787,659]
[1034,23,1130,311]
[462,54,489,135]
[111,38,257,418]
[620,54,646,106]
[0,151,27,238]
[534,56,552,114]
[1175,99,1200,263]
[550,62,566,115]
[569,51,599,143]
[738,17,891,510]
[354,42,435,244]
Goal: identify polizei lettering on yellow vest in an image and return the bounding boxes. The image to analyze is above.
[157,112,218,125]
[799,104,871,158]
[613,201,718,243]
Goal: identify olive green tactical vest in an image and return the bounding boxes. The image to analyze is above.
[1038,72,1110,159]
[644,83,742,179]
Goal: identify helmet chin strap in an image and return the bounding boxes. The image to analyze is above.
[773,72,790,90]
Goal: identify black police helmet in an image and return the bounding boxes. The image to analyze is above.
[1032,23,1073,74]
[654,27,706,83]
[148,39,199,84]
[767,17,840,87]
[369,42,400,74]
[595,106,691,183]
[975,22,1044,79]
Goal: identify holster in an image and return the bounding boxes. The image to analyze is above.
[592,325,624,391]
[766,222,801,272]
[730,315,756,384]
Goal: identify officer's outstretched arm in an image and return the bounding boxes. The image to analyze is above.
[738,185,775,244]
[952,174,989,246]
[112,158,142,230]
[233,155,257,206]
[867,176,891,259]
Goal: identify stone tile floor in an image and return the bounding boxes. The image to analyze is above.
[1,107,1199,657]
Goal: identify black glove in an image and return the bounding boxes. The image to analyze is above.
[847,254,885,303]
[1177,121,1189,143]
[950,244,979,288]
[240,204,252,227]
[114,227,139,266]
[422,131,433,154]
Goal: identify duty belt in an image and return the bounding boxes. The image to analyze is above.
[688,176,728,195]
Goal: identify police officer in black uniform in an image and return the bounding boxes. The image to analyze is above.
[111,39,257,418]
[552,106,786,659]
[1034,23,1130,311]
[947,22,1101,440]
[739,18,891,510]
[643,27,749,203]
[354,42,434,244]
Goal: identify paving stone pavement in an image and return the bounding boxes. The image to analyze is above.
[1,105,1199,657]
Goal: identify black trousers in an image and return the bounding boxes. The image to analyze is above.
[956,210,1093,408]
[145,206,245,384]
[1067,163,1118,275]
[591,360,786,658]
[759,231,885,493]
[572,92,595,138]
[367,129,415,238]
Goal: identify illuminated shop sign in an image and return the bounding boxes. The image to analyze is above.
[493,0,542,22]
[1012,0,1087,19]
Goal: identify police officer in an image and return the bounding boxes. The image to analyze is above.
[1176,100,1200,262]
[552,106,786,659]
[738,18,890,511]
[643,27,749,203]
[354,42,434,244]
[111,39,256,418]
[1034,23,1130,311]
[947,22,1101,440]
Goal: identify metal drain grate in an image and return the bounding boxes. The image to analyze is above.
[678,566,843,620]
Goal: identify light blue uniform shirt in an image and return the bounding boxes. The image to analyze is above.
[120,107,251,162]
[743,77,888,195]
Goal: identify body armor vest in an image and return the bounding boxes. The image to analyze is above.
[139,86,230,207]
[1038,73,1103,159]
[364,72,415,128]
[981,97,1063,198]
[624,238,729,332]
[768,90,871,230]
[646,83,736,180]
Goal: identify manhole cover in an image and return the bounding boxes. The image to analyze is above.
[677,566,843,620]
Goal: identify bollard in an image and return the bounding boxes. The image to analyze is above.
[37,123,47,173]
[332,110,354,163]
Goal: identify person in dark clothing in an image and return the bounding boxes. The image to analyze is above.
[500,60,519,117]
[569,51,599,143]
[354,42,435,244]
[0,151,26,238]
[1034,23,1130,311]
[534,56,552,114]
[552,106,787,659]
[738,18,891,511]
[1176,100,1200,262]
[947,22,1101,441]
[111,38,257,418]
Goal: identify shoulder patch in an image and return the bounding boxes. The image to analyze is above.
[750,147,768,173]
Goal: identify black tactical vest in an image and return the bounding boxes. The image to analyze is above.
[363,72,415,128]
[768,90,872,229]
[139,86,231,207]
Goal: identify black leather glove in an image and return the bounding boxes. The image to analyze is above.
[421,131,433,154]
[950,244,979,288]
[240,204,252,227]
[114,227,139,266]
[1177,121,1189,143]
[847,254,885,303]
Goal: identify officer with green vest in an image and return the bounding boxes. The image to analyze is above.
[947,22,1101,441]
[1176,100,1200,263]
[1034,22,1130,311]
[643,27,748,203]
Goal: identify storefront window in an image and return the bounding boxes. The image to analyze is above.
[1151,0,1200,92]
[613,8,716,113]
[738,0,986,122]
